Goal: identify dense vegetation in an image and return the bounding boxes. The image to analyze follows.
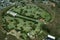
[0,0,60,40]
[11,4,51,22]
[2,2,51,40]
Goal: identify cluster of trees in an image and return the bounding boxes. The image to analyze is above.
[11,3,51,22]
[0,1,52,40]
[1,3,49,40]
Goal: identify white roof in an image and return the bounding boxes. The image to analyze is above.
[7,11,17,16]
[48,35,55,39]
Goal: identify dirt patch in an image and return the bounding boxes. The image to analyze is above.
[46,7,60,37]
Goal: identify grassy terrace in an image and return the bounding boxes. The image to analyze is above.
[2,3,51,40]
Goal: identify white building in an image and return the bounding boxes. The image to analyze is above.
[46,35,55,40]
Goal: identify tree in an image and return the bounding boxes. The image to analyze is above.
[0,4,15,32]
